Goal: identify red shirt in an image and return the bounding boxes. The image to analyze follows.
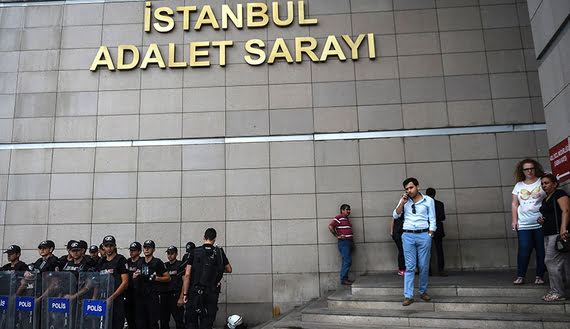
[330,214,353,240]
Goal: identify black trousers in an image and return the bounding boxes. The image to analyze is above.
[135,293,160,329]
[160,292,184,329]
[392,233,405,271]
[111,296,126,329]
[125,290,137,329]
[185,292,219,329]
[433,236,445,272]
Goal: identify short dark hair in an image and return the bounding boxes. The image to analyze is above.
[204,228,217,241]
[425,187,436,197]
[340,204,350,212]
[403,177,419,188]
[541,173,558,185]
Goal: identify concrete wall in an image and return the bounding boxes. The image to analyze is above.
[0,0,550,324]
[526,1,569,189]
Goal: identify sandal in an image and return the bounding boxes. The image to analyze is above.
[534,277,545,285]
[542,294,566,302]
[513,277,524,285]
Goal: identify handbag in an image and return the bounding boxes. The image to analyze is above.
[553,195,569,252]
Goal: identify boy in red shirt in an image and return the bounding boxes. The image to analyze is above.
[328,204,353,285]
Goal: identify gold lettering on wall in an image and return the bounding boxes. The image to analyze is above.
[89,1,379,71]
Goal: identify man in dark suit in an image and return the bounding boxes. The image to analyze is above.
[426,188,447,276]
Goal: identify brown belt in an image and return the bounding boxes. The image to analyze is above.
[402,228,429,233]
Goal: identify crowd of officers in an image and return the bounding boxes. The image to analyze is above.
[1,228,232,329]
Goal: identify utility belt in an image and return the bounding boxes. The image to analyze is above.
[190,282,221,295]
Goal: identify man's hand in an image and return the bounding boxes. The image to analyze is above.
[177,297,184,308]
[537,216,545,225]
[511,221,518,231]
[429,230,435,238]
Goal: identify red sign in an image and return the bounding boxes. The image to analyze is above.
[549,137,570,182]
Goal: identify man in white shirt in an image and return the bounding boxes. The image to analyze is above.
[393,177,436,306]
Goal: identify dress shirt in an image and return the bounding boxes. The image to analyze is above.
[393,193,437,232]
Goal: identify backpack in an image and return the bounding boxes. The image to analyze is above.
[192,245,224,292]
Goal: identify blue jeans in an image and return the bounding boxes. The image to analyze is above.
[517,228,545,278]
[402,232,431,298]
[337,239,353,282]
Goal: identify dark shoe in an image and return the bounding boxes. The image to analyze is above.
[341,280,353,285]
[439,271,448,277]
[402,298,414,306]
[420,293,431,301]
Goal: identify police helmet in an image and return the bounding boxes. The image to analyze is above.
[226,314,245,329]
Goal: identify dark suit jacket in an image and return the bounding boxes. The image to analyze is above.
[434,199,445,238]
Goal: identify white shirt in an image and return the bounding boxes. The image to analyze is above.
[512,179,545,230]
[393,193,437,232]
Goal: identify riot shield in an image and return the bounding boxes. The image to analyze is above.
[0,272,12,329]
[11,271,40,329]
[76,272,114,329]
[41,271,76,329]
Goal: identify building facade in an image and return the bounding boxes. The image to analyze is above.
[0,0,564,324]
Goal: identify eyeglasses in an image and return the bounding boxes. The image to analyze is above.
[522,167,535,171]
[411,204,416,214]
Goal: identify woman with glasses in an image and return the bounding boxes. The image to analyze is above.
[511,159,546,285]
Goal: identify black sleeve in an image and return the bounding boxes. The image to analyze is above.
[0,264,10,271]
[117,256,129,275]
[154,258,167,275]
[220,248,229,266]
[439,201,445,222]
[15,262,28,271]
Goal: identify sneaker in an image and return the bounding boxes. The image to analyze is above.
[402,298,414,306]
[420,293,431,301]
[341,280,353,285]
[397,270,405,276]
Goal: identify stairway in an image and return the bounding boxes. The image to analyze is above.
[258,271,570,329]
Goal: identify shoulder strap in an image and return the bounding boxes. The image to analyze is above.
[553,196,560,234]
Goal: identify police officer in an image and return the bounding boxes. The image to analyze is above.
[1,245,28,271]
[62,240,96,279]
[182,228,232,329]
[89,245,101,263]
[58,240,75,269]
[126,241,142,329]
[27,240,59,329]
[133,240,171,329]
[160,246,185,329]
[29,240,59,273]
[180,241,196,268]
[98,235,129,329]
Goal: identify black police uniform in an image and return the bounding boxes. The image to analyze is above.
[58,254,72,270]
[126,256,141,329]
[135,256,167,329]
[62,255,96,328]
[185,244,229,329]
[159,259,185,329]
[98,253,129,329]
[30,255,60,273]
[0,260,28,271]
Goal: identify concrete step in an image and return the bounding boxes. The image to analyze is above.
[328,289,570,314]
[271,319,451,329]
[351,271,564,298]
[301,307,570,329]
